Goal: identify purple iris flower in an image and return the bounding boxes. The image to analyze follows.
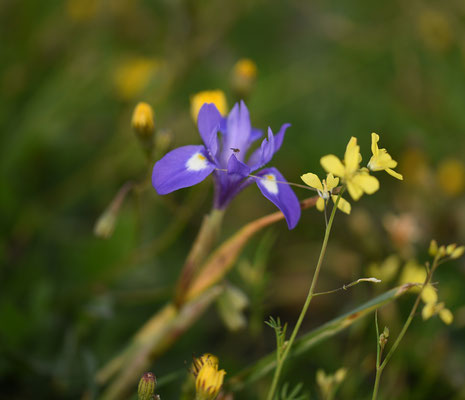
[152,101,301,229]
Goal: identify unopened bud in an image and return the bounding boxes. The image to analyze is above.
[450,245,465,259]
[231,58,257,99]
[379,327,389,348]
[446,243,457,255]
[382,326,389,339]
[138,372,156,400]
[94,207,117,239]
[428,239,438,256]
[154,129,172,156]
[438,245,446,258]
[132,102,155,138]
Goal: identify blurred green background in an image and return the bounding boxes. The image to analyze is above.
[1,0,465,399]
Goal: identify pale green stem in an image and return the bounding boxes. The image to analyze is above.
[371,254,440,400]
[265,191,343,400]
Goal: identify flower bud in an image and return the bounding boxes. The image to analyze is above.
[451,245,465,259]
[132,102,155,138]
[428,239,438,256]
[94,207,117,239]
[231,58,257,99]
[138,372,156,400]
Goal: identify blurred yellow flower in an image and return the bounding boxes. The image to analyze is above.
[399,260,426,287]
[192,353,219,377]
[66,0,99,21]
[194,354,226,400]
[417,9,453,53]
[422,301,453,325]
[300,172,351,214]
[231,58,258,97]
[368,133,403,180]
[421,284,438,304]
[367,255,400,283]
[436,158,465,197]
[398,147,430,186]
[190,90,228,122]
[321,137,379,200]
[114,57,160,100]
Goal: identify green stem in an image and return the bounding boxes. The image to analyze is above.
[265,191,343,400]
[371,254,440,400]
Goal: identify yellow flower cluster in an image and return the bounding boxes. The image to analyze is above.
[302,133,401,214]
[421,285,453,325]
[192,354,226,400]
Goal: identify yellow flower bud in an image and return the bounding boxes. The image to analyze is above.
[451,246,465,259]
[132,102,155,138]
[439,308,453,325]
[195,360,226,400]
[190,90,228,122]
[428,239,438,256]
[231,58,258,98]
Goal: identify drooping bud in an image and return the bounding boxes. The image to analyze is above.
[138,372,156,400]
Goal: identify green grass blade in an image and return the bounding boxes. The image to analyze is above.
[228,284,413,391]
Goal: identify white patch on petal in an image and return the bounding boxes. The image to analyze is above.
[262,174,279,194]
[186,153,208,171]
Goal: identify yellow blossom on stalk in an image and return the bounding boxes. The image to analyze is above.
[194,355,226,400]
[233,58,257,81]
[190,90,228,122]
[132,102,155,138]
[320,137,379,201]
[367,133,403,180]
[300,172,351,214]
[231,58,258,96]
[398,260,426,288]
[422,301,453,325]
[191,354,219,377]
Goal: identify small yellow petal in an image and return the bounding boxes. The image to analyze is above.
[421,284,438,304]
[353,173,380,195]
[422,303,435,320]
[451,246,465,259]
[326,173,339,190]
[346,181,364,201]
[301,173,323,190]
[320,155,345,177]
[332,195,351,214]
[386,168,403,180]
[344,137,361,174]
[316,197,325,212]
[439,308,453,325]
[371,132,380,156]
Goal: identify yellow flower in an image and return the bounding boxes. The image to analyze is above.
[132,102,155,138]
[421,284,438,304]
[233,58,257,80]
[367,133,403,180]
[321,137,379,200]
[191,354,219,377]
[300,172,351,214]
[190,90,228,122]
[113,57,160,100]
[194,356,226,400]
[367,255,400,283]
[436,158,465,197]
[422,301,453,325]
[398,260,426,287]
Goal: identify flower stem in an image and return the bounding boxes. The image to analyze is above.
[265,191,343,400]
[371,254,440,400]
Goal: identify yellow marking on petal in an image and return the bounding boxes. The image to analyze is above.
[301,173,323,190]
[320,155,345,177]
[186,153,209,171]
[262,174,278,194]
